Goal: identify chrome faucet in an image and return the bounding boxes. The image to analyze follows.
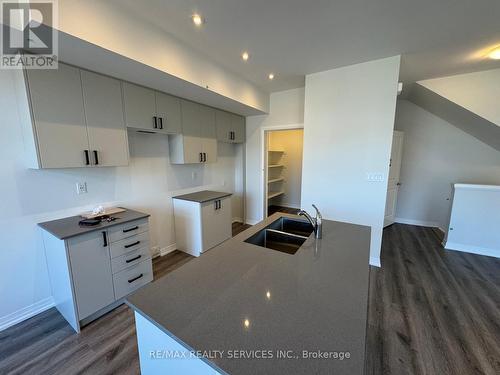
[298,204,322,239]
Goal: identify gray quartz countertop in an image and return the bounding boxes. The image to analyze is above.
[127,213,370,375]
[172,190,232,203]
[38,208,149,240]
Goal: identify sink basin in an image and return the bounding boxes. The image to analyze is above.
[244,217,313,254]
[266,217,314,237]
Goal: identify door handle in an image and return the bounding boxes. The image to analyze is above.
[93,150,99,165]
[159,117,163,129]
[218,200,221,209]
[200,153,203,162]
[203,153,207,162]
[153,116,158,129]
[102,231,108,247]
[214,200,218,210]
[84,150,90,166]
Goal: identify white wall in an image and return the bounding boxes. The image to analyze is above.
[245,88,305,223]
[268,129,304,208]
[301,56,401,267]
[394,100,500,230]
[0,69,244,330]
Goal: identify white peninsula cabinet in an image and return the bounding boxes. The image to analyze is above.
[173,191,232,256]
[39,210,153,333]
[15,62,129,168]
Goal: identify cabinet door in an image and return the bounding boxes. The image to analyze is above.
[201,197,232,251]
[231,114,246,143]
[155,92,182,134]
[81,70,129,167]
[26,63,90,168]
[183,136,203,164]
[199,105,216,139]
[180,100,201,136]
[202,138,217,163]
[122,82,157,131]
[67,231,115,320]
[216,110,232,143]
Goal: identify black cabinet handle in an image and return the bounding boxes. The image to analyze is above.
[214,200,218,210]
[153,116,158,129]
[102,231,108,247]
[128,273,143,283]
[232,131,235,140]
[199,153,203,162]
[93,150,99,165]
[123,226,139,233]
[84,150,90,165]
[219,200,222,209]
[159,117,163,129]
[124,240,140,249]
[125,254,142,263]
[204,153,207,162]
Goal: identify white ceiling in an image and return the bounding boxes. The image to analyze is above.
[109,0,500,92]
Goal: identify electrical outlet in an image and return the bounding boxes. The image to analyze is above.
[366,173,384,182]
[76,182,87,195]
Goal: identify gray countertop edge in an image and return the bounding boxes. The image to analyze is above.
[126,302,229,375]
[172,190,232,203]
[38,209,150,240]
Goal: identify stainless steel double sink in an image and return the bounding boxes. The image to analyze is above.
[244,217,314,254]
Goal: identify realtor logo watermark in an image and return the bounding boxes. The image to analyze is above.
[1,0,58,69]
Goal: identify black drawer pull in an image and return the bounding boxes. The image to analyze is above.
[102,231,108,247]
[123,226,139,233]
[84,150,90,165]
[124,241,140,249]
[128,273,143,283]
[93,150,99,165]
[125,255,142,263]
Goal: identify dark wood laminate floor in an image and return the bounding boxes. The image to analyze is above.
[1,223,499,374]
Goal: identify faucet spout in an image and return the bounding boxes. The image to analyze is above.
[298,204,322,239]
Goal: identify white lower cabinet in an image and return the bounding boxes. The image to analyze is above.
[173,195,232,256]
[42,217,152,332]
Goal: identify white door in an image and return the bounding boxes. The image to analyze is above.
[201,197,232,251]
[384,131,404,227]
[122,82,156,131]
[81,70,129,167]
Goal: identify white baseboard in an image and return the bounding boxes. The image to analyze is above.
[160,243,177,256]
[444,242,500,259]
[394,217,443,231]
[245,218,260,225]
[0,296,55,332]
[369,256,381,268]
[232,217,243,223]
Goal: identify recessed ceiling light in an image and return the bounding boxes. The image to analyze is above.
[268,73,274,80]
[488,47,500,60]
[241,51,249,61]
[191,14,204,26]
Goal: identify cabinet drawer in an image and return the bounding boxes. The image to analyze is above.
[108,218,149,243]
[111,246,151,274]
[113,259,153,300]
[110,231,150,259]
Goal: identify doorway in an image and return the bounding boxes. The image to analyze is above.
[384,130,404,227]
[263,128,304,217]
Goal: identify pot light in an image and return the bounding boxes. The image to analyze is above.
[191,14,204,26]
[241,51,249,61]
[489,47,500,60]
[268,73,274,80]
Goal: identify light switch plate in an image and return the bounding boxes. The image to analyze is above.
[366,173,384,182]
[76,182,87,195]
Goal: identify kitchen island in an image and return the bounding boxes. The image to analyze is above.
[126,213,371,374]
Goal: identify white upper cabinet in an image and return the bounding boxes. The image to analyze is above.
[17,63,130,169]
[122,82,182,134]
[156,92,182,134]
[216,110,245,143]
[169,100,217,164]
[81,70,129,167]
[122,82,156,132]
[25,64,90,168]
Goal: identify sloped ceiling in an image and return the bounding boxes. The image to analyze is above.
[407,80,500,151]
